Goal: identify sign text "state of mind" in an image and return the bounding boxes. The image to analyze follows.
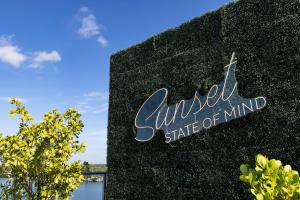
[134,55,267,143]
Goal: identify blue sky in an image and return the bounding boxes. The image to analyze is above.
[0,0,231,164]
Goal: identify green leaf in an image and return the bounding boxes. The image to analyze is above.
[240,154,300,200]
[240,164,249,175]
[256,193,263,200]
[284,165,292,172]
[249,171,253,184]
[256,154,268,169]
[240,175,249,183]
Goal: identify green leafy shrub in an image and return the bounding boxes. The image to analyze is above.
[240,154,300,200]
[0,98,86,200]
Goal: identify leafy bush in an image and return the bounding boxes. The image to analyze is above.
[240,154,300,200]
[0,98,86,200]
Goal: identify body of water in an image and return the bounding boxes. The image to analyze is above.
[0,179,104,200]
[72,181,104,200]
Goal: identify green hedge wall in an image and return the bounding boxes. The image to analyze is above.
[107,0,300,199]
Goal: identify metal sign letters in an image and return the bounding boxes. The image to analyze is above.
[134,53,267,143]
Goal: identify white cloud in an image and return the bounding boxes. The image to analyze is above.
[0,35,14,45]
[77,102,92,113]
[0,97,27,103]
[84,91,108,102]
[93,103,108,114]
[84,91,107,98]
[78,14,100,38]
[84,91,101,97]
[77,6,108,46]
[0,35,61,69]
[0,46,27,67]
[79,6,89,13]
[0,35,27,67]
[33,51,61,62]
[97,36,108,47]
[30,50,61,69]
[76,91,108,114]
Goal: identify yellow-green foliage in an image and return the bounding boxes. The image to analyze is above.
[240,154,300,200]
[0,98,86,200]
